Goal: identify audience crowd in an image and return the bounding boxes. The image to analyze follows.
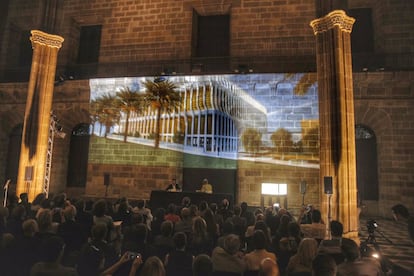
[0,192,386,276]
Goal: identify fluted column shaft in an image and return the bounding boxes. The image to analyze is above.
[310,11,358,239]
[16,30,64,201]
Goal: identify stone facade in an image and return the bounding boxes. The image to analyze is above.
[0,0,413,217]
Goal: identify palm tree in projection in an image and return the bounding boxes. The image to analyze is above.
[143,77,181,148]
[93,93,121,137]
[116,87,144,142]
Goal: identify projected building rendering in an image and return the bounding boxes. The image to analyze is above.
[89,73,319,164]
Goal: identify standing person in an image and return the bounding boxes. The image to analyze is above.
[166,178,182,192]
[391,204,414,242]
[200,178,213,194]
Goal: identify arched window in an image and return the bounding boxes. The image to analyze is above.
[355,124,379,201]
[66,123,90,187]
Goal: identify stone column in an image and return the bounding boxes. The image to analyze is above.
[310,11,358,239]
[16,30,64,201]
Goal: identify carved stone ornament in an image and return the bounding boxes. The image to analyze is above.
[310,10,355,35]
[30,30,64,49]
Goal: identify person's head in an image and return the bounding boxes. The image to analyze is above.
[171,178,176,184]
[287,221,301,238]
[37,209,53,232]
[259,257,280,276]
[22,219,39,237]
[19,193,29,203]
[181,196,191,207]
[223,234,241,255]
[40,236,65,263]
[63,205,77,221]
[240,202,248,212]
[193,254,213,276]
[311,209,322,223]
[32,193,46,206]
[11,205,26,219]
[189,204,199,218]
[296,238,318,267]
[167,203,177,214]
[154,207,166,220]
[192,216,207,235]
[233,206,242,216]
[392,204,409,220]
[209,202,218,213]
[312,254,337,276]
[341,238,360,262]
[160,220,174,237]
[202,178,208,184]
[199,201,209,213]
[173,231,187,250]
[140,256,165,276]
[252,229,267,250]
[330,220,343,237]
[92,199,107,217]
[181,207,190,219]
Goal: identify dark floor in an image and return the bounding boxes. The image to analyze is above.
[359,217,414,276]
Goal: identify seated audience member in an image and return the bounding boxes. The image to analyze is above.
[140,256,166,276]
[276,221,303,274]
[217,220,234,249]
[74,199,93,240]
[312,254,337,276]
[165,232,194,276]
[300,209,326,241]
[245,230,278,272]
[164,203,181,224]
[202,208,220,244]
[286,238,318,275]
[30,193,46,219]
[85,223,119,270]
[6,205,26,238]
[318,220,348,264]
[336,238,383,276]
[241,202,256,228]
[259,257,280,276]
[37,209,58,242]
[134,199,153,230]
[189,217,214,256]
[122,221,155,261]
[226,205,247,240]
[193,254,213,276]
[112,198,132,228]
[10,219,41,275]
[30,236,77,276]
[391,203,414,242]
[92,199,115,242]
[211,234,247,275]
[58,205,87,262]
[209,202,224,230]
[153,220,175,260]
[151,207,166,240]
[0,233,15,276]
[174,207,193,235]
[245,212,265,239]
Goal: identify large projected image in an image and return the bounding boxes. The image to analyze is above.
[89,73,319,166]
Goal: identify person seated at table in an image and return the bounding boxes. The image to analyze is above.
[200,178,213,194]
[165,178,182,192]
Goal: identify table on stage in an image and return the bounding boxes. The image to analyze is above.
[149,190,234,210]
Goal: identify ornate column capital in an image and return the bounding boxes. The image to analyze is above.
[30,30,64,49]
[310,10,355,35]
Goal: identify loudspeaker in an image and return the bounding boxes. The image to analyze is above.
[104,173,110,187]
[324,176,333,194]
[24,166,33,181]
[300,181,307,194]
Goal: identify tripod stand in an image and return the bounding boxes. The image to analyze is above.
[360,222,392,273]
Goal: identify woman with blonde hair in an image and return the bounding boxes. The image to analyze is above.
[286,238,318,275]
